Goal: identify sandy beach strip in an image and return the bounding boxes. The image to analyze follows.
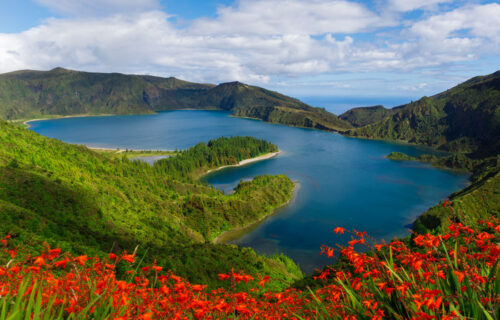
[205,151,281,175]
[21,114,117,128]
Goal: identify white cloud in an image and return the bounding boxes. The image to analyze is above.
[34,0,160,17]
[410,3,500,41]
[190,0,393,35]
[389,3,500,69]
[399,82,428,91]
[0,1,498,87]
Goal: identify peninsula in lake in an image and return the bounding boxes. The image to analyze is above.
[0,67,499,319]
[2,67,499,158]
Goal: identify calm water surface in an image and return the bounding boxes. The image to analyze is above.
[30,111,469,273]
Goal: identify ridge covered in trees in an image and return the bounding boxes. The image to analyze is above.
[342,70,500,157]
[0,68,351,132]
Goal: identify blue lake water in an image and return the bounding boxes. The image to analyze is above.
[29,111,469,273]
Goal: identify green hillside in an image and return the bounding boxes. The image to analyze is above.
[0,68,213,119]
[343,70,500,156]
[195,81,352,131]
[413,155,499,233]
[339,105,396,127]
[0,68,351,131]
[384,151,500,233]
[0,121,301,288]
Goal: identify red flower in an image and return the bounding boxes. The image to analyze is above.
[33,256,45,266]
[494,225,500,233]
[121,254,135,264]
[152,266,163,272]
[258,276,270,287]
[333,227,345,234]
[454,271,465,283]
[138,312,153,320]
[48,248,62,260]
[74,255,88,266]
[218,273,230,281]
[53,259,69,269]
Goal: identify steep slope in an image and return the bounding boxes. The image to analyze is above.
[0,121,301,287]
[344,70,500,156]
[195,81,352,131]
[0,68,351,131]
[413,155,500,233]
[0,68,214,119]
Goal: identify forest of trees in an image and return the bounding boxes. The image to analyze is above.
[0,121,300,288]
[154,136,278,180]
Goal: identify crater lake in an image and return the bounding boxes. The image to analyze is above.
[29,110,469,273]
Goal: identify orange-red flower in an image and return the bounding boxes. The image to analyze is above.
[121,254,135,264]
[333,227,345,234]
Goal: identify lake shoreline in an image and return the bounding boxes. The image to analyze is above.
[87,146,175,153]
[20,109,225,128]
[21,114,119,128]
[204,151,281,176]
[21,112,455,162]
[25,111,470,271]
[213,181,300,245]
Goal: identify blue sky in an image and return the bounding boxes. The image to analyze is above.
[1,0,499,107]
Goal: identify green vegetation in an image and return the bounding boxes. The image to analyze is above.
[386,151,500,234]
[0,68,213,119]
[206,82,352,131]
[1,67,499,295]
[0,68,351,131]
[0,120,301,288]
[91,148,178,160]
[344,70,500,156]
[343,72,500,234]
[414,155,500,234]
[339,105,396,127]
[377,71,500,231]
[385,151,475,171]
[386,151,425,161]
[154,136,277,179]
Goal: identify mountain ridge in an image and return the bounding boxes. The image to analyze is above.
[0,67,351,131]
[2,67,499,155]
[341,70,500,156]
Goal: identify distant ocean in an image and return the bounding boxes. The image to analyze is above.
[297,96,416,115]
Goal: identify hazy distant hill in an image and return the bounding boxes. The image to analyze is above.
[342,71,500,156]
[0,67,352,131]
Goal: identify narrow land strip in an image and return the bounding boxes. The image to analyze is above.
[213,181,300,244]
[204,151,281,175]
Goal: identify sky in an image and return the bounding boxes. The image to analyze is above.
[0,0,499,106]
